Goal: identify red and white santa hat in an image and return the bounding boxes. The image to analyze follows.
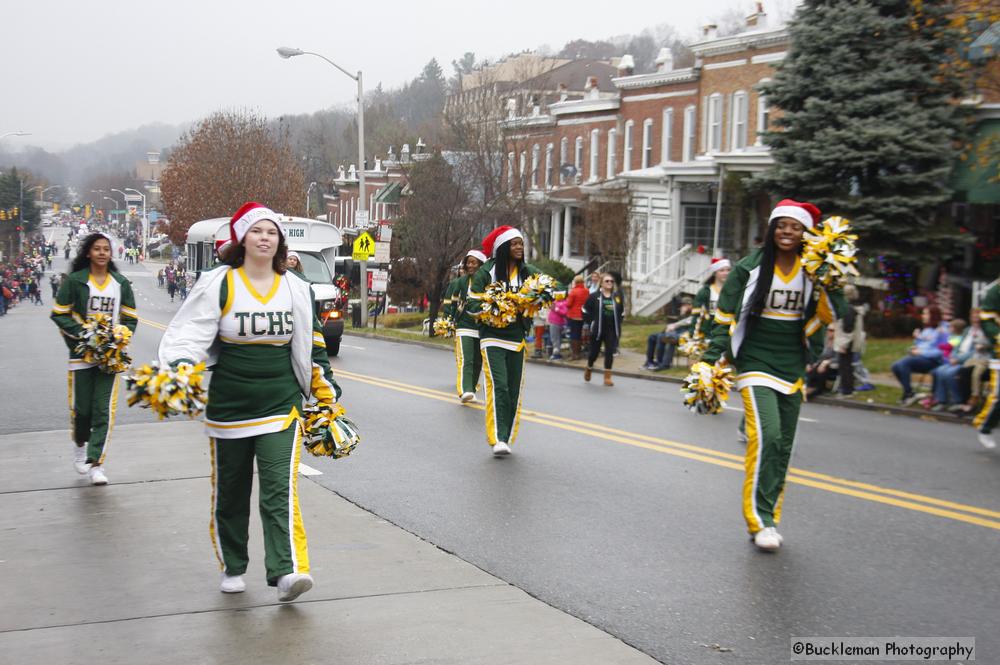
[768,199,821,230]
[709,257,731,274]
[229,202,284,245]
[481,225,523,258]
[466,249,487,263]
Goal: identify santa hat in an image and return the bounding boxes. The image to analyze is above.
[229,202,284,245]
[465,249,487,264]
[287,250,300,261]
[481,225,523,258]
[768,199,821,230]
[709,257,731,274]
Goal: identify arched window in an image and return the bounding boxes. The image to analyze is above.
[707,94,723,153]
[560,137,569,184]
[545,144,554,188]
[607,129,617,178]
[642,118,654,168]
[624,120,635,171]
[730,91,748,151]
[682,106,696,162]
[661,108,673,163]
[531,144,540,189]
[574,136,584,182]
[756,78,772,146]
[589,129,600,181]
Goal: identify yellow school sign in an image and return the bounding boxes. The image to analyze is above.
[352,231,375,261]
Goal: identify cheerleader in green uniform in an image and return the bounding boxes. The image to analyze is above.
[973,282,1000,449]
[465,226,542,457]
[443,249,487,402]
[703,200,845,551]
[157,202,343,601]
[692,257,731,336]
[51,233,138,486]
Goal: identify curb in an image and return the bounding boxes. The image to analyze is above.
[344,330,967,426]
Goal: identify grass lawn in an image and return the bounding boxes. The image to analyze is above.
[860,337,911,375]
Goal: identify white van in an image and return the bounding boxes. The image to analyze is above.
[185,215,347,355]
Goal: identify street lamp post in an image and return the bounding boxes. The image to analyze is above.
[110,188,132,242]
[306,181,317,217]
[125,188,147,259]
[278,46,369,327]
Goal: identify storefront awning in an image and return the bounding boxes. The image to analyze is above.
[373,182,402,204]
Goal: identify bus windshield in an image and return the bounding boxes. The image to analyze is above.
[297,252,332,284]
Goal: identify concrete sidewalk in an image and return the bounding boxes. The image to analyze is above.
[0,421,656,665]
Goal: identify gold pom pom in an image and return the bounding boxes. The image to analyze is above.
[126,361,207,419]
[515,273,557,317]
[301,402,360,458]
[433,317,457,337]
[476,281,520,328]
[75,314,133,374]
[802,216,860,290]
[680,361,734,415]
[677,331,708,362]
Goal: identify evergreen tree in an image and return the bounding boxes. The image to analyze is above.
[759,0,967,261]
[0,168,41,232]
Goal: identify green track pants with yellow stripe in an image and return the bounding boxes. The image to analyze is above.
[481,344,526,446]
[68,367,120,465]
[974,367,1000,434]
[454,335,482,396]
[740,385,802,534]
[209,424,309,585]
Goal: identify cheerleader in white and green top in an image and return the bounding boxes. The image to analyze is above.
[157,202,341,602]
[703,199,845,552]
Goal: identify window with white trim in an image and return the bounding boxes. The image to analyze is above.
[589,130,600,181]
[560,137,569,184]
[682,106,696,162]
[574,136,584,181]
[756,79,771,146]
[624,120,634,172]
[545,144,554,188]
[607,129,617,178]
[507,152,514,192]
[642,119,654,169]
[708,94,723,153]
[661,108,673,163]
[531,144,540,189]
[519,152,526,192]
[731,91,747,151]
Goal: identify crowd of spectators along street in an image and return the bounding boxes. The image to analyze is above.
[157,262,190,302]
[0,235,57,316]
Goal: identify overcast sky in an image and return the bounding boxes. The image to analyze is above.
[3,0,798,151]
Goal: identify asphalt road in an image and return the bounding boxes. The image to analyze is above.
[3,226,998,664]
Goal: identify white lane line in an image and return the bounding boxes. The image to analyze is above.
[342,344,366,351]
[299,463,322,476]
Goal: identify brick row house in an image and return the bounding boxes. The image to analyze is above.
[501,7,788,314]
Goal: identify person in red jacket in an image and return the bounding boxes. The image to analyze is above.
[564,275,589,360]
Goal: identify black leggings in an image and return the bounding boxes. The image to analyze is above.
[588,325,619,370]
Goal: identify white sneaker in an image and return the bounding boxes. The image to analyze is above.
[89,465,108,486]
[73,445,90,474]
[492,441,511,457]
[276,573,313,602]
[220,573,246,593]
[460,392,475,403]
[753,527,782,551]
[978,433,997,449]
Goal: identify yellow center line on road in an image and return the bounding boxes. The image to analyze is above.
[139,317,168,331]
[334,368,1000,532]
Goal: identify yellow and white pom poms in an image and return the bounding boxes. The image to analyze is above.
[126,361,207,419]
[75,313,133,374]
[432,316,457,338]
[681,361,734,415]
[677,331,709,362]
[301,402,360,458]
[476,281,520,328]
[515,273,557,317]
[802,216,859,290]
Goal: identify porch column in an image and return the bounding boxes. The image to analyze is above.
[549,209,560,258]
[562,205,572,262]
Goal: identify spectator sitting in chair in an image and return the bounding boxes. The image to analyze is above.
[891,305,949,406]
[806,328,839,398]
[642,298,694,371]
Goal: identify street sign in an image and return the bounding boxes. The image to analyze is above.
[378,222,392,242]
[352,231,375,261]
[374,241,390,264]
[370,269,388,293]
[354,210,369,228]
